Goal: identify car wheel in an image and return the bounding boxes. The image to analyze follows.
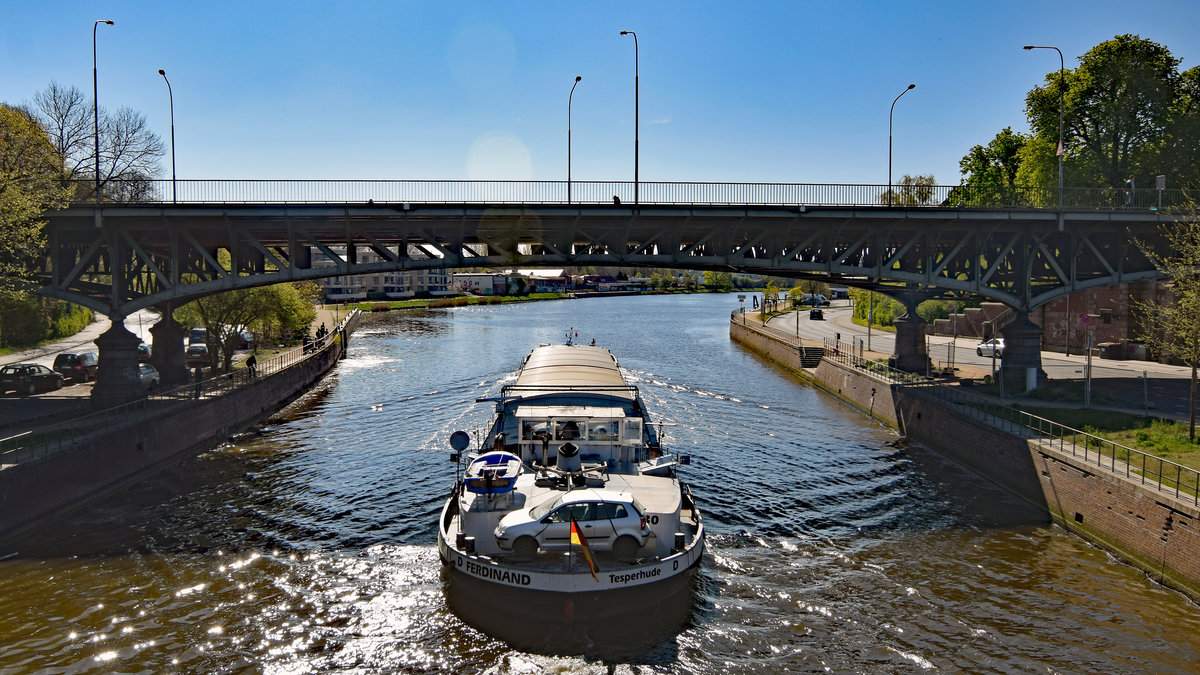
[22,381,35,396]
[613,535,640,562]
[977,348,983,356]
[55,379,63,391]
[512,536,538,560]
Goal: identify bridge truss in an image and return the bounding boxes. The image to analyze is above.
[43,203,1175,318]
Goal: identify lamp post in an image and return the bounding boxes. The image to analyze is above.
[93,19,114,226]
[1024,45,1064,211]
[888,83,916,207]
[619,30,638,205]
[158,69,177,204]
[568,75,581,204]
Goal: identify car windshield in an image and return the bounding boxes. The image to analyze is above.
[529,495,564,521]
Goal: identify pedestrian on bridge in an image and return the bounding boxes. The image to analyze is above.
[247,353,258,378]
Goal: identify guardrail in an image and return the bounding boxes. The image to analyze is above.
[903,380,1199,506]
[820,337,925,384]
[0,311,359,469]
[68,179,1196,210]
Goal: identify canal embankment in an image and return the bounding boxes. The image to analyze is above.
[730,314,1200,603]
[0,310,361,543]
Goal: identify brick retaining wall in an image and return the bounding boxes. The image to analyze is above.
[0,313,358,542]
[730,316,1200,602]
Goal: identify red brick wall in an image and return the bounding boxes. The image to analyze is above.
[1032,448,1200,600]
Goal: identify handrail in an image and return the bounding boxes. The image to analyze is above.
[0,310,360,470]
[902,380,1200,506]
[65,179,1195,211]
[732,310,1199,506]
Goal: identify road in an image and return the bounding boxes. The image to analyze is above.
[765,303,1196,421]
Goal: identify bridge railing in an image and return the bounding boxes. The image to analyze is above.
[0,311,359,470]
[903,380,1200,506]
[69,179,1196,210]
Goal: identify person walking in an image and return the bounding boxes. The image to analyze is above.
[246,353,258,378]
[193,365,203,399]
[1125,175,1136,207]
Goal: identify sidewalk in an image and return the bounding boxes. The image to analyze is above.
[750,304,1194,424]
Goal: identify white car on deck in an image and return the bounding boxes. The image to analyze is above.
[494,489,651,560]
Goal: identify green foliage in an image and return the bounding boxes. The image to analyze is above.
[0,294,47,346]
[49,301,92,338]
[175,281,320,372]
[916,299,950,323]
[959,127,1028,187]
[0,104,73,296]
[881,174,936,205]
[849,288,903,327]
[1131,211,1200,440]
[1021,34,1197,190]
[0,295,91,348]
[702,271,733,292]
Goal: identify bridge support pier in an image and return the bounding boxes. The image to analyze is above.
[91,320,144,409]
[999,312,1044,393]
[891,305,930,374]
[150,312,188,387]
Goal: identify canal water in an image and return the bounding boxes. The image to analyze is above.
[1,294,1198,673]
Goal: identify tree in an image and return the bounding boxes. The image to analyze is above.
[28,82,164,201]
[1132,213,1200,441]
[959,127,1028,187]
[0,105,72,291]
[702,271,733,292]
[175,282,319,372]
[882,174,936,206]
[1025,35,1181,190]
[1163,66,1200,189]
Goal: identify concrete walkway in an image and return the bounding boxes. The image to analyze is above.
[753,304,1195,424]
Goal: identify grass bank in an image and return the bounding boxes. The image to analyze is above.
[1020,405,1200,474]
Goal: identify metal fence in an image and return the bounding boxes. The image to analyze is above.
[904,380,1200,507]
[70,179,1197,210]
[0,312,358,470]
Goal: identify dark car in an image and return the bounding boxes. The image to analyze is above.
[186,343,210,367]
[136,343,151,361]
[809,307,824,320]
[52,351,99,382]
[0,363,65,396]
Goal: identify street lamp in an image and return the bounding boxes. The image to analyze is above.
[93,19,114,226]
[568,75,581,204]
[619,30,638,205]
[1023,45,1065,212]
[888,83,916,207]
[158,69,177,204]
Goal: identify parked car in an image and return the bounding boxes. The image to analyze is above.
[494,489,651,560]
[137,363,160,391]
[188,327,207,345]
[976,337,1006,358]
[186,343,210,367]
[136,343,151,361]
[52,351,99,382]
[800,293,830,307]
[0,363,65,396]
[809,307,824,320]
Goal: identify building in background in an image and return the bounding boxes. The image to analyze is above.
[312,247,451,301]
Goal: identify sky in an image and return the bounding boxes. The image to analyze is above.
[4,1,1200,187]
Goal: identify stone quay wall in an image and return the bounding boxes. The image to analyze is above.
[730,317,1200,602]
[0,311,360,542]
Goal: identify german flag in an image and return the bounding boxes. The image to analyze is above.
[570,516,599,581]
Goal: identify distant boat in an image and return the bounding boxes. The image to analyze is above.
[437,342,704,594]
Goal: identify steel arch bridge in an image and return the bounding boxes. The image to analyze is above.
[43,201,1176,318]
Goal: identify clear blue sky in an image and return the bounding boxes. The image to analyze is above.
[4,1,1199,185]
